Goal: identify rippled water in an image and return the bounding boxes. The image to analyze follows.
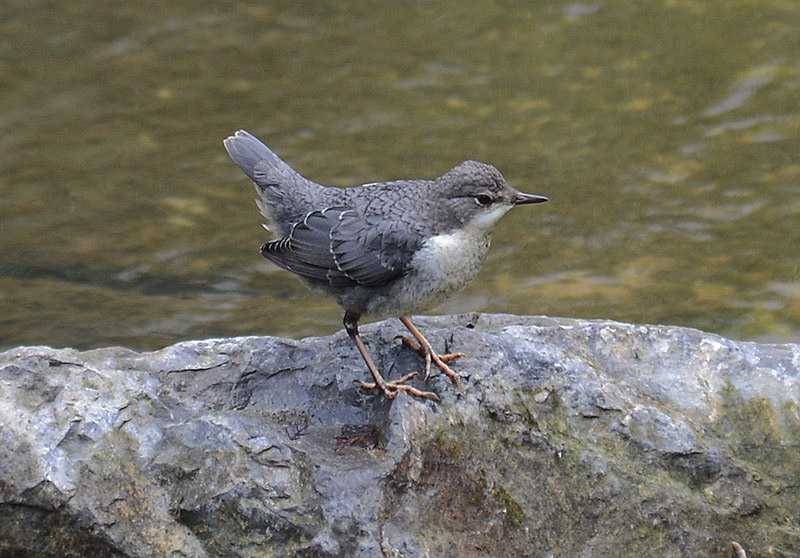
[2,0,798,350]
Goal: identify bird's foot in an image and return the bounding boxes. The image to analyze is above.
[356,372,440,400]
[398,316,465,383]
[396,334,465,383]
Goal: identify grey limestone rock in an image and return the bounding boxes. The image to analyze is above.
[1,314,798,557]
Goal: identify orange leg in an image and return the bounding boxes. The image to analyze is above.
[398,316,464,383]
[344,312,439,400]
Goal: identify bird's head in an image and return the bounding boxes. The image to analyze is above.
[435,160,548,231]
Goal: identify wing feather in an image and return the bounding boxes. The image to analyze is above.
[261,206,424,289]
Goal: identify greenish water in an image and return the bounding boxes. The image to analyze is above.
[1,0,799,350]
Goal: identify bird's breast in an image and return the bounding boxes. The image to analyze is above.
[403,228,492,303]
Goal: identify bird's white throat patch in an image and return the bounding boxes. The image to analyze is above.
[465,204,513,232]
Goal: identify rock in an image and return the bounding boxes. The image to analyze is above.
[0,314,798,557]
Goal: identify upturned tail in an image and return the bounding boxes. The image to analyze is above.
[223,130,330,233]
[223,130,304,185]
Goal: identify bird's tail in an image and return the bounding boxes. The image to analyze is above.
[224,130,328,233]
[223,130,307,186]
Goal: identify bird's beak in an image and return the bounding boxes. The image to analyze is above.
[513,191,549,205]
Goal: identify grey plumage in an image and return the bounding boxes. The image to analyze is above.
[222,130,331,232]
[224,129,548,399]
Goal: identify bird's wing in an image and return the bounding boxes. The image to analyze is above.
[261,207,353,287]
[330,211,421,286]
[261,207,417,288]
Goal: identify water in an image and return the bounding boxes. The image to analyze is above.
[2,0,799,350]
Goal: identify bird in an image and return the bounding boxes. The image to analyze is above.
[223,130,548,400]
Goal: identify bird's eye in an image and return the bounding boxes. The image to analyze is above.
[474,194,493,207]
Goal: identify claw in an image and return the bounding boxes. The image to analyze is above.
[355,373,439,400]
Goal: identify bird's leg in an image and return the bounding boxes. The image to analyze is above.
[398,316,464,383]
[344,312,439,400]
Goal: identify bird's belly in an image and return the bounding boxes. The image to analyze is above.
[365,229,491,317]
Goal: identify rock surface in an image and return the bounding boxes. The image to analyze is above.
[1,314,798,558]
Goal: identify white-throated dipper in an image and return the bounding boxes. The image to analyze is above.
[224,130,548,400]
